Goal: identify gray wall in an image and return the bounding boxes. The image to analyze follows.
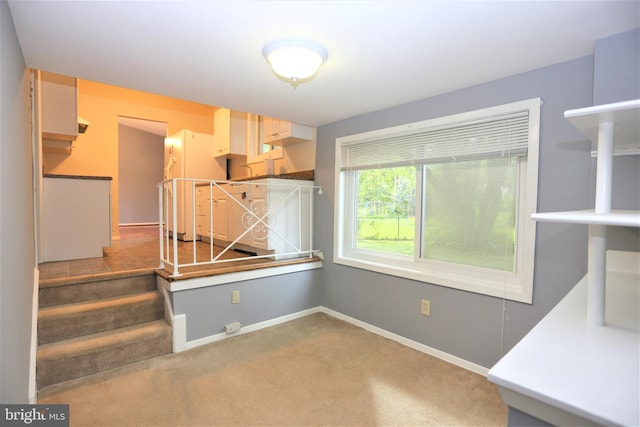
[0,0,35,402]
[593,28,640,252]
[314,55,596,368]
[174,270,321,341]
[167,30,639,368]
[118,124,164,225]
[593,28,639,105]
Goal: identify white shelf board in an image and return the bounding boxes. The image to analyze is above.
[488,251,640,426]
[532,209,640,227]
[564,99,640,151]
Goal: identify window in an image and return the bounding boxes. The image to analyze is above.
[334,99,541,303]
[246,114,284,163]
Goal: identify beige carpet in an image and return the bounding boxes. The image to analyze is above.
[38,313,507,426]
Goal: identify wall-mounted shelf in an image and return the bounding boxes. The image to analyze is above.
[532,99,640,326]
[564,99,639,153]
[490,99,640,426]
[532,209,640,226]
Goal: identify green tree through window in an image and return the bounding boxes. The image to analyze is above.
[422,158,517,271]
[356,167,416,255]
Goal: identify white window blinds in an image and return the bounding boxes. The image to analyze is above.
[339,99,541,170]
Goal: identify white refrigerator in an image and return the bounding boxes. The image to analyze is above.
[164,129,225,241]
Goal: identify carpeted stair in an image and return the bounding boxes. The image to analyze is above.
[37,270,172,389]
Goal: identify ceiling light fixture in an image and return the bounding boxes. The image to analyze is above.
[262,38,327,88]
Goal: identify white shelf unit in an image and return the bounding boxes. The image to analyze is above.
[531,209,640,226]
[489,100,640,426]
[534,99,640,326]
[488,251,639,426]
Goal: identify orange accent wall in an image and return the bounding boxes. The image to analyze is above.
[43,78,217,236]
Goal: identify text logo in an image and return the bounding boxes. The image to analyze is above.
[1,405,68,426]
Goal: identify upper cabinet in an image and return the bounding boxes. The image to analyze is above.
[213,108,248,158]
[261,116,315,146]
[40,71,78,142]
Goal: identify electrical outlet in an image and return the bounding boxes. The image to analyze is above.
[225,322,241,334]
[232,290,240,304]
[421,299,431,316]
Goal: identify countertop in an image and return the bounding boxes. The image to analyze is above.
[44,174,113,181]
[231,170,314,182]
[488,250,639,426]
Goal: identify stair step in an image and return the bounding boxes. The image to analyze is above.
[37,320,172,389]
[38,291,164,344]
[39,270,157,307]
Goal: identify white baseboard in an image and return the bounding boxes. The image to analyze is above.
[29,267,39,403]
[173,314,187,353]
[318,307,489,377]
[179,307,322,351]
[171,305,488,376]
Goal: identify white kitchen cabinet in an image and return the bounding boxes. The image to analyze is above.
[42,176,111,262]
[40,71,79,153]
[196,185,229,244]
[228,178,315,258]
[41,71,78,141]
[212,187,229,242]
[213,109,247,158]
[195,186,210,240]
[261,116,315,146]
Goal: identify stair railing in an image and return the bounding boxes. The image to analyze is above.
[158,178,322,277]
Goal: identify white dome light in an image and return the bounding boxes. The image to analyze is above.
[263,38,327,87]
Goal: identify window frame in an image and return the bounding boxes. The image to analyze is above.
[246,114,284,164]
[333,99,541,303]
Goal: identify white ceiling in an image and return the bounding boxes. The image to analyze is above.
[7,1,639,127]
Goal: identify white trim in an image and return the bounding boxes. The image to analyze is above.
[173,314,187,353]
[118,222,159,227]
[334,98,540,304]
[319,307,489,377]
[171,305,488,376]
[182,307,321,350]
[167,260,322,292]
[157,277,188,353]
[157,277,175,325]
[28,267,39,403]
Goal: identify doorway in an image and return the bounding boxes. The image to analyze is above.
[118,117,167,226]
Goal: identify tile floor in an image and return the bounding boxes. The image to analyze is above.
[38,225,249,280]
[38,226,162,280]
[38,224,321,282]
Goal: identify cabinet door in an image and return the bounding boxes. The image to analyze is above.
[261,116,314,146]
[274,119,292,139]
[214,109,248,157]
[261,116,276,144]
[212,196,228,242]
[196,187,211,238]
[41,71,78,141]
[262,117,290,144]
